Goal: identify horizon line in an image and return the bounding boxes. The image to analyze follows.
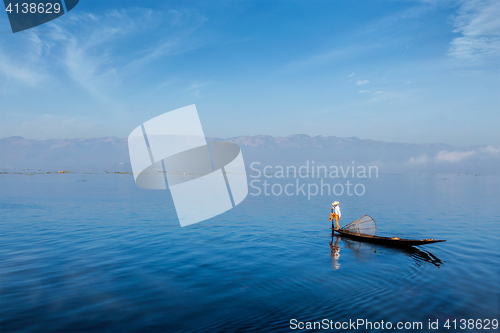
[1,134,492,148]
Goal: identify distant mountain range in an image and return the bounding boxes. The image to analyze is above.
[1,135,498,173]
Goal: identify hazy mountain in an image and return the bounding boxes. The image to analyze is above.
[0,136,129,170]
[0,135,498,173]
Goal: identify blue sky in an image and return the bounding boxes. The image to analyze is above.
[0,0,498,145]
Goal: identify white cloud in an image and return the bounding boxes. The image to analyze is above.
[126,13,207,70]
[0,8,207,100]
[435,150,476,163]
[453,0,500,36]
[181,81,214,99]
[283,44,366,71]
[46,10,156,101]
[356,80,369,86]
[368,90,402,103]
[481,145,500,156]
[0,30,52,86]
[0,50,45,86]
[358,90,371,93]
[348,72,355,77]
[408,155,429,164]
[448,0,500,63]
[433,146,500,164]
[448,36,500,61]
[151,78,178,93]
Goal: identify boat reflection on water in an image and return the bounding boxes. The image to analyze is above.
[329,234,444,269]
[405,246,444,268]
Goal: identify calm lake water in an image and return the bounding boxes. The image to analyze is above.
[1,171,499,332]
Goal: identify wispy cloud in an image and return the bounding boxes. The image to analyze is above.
[448,0,500,64]
[356,88,402,102]
[126,11,207,70]
[41,10,145,102]
[0,8,208,101]
[481,145,500,156]
[362,90,402,103]
[0,30,52,87]
[407,155,429,165]
[181,81,214,99]
[407,146,500,165]
[435,150,476,163]
[406,146,500,167]
[0,49,45,86]
[356,80,369,86]
[448,36,500,62]
[151,78,178,93]
[282,44,367,71]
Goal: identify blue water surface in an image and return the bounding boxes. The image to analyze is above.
[1,171,499,332]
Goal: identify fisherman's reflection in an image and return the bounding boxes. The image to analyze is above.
[330,235,340,270]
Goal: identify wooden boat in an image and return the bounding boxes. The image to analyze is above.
[333,228,446,246]
[332,215,446,247]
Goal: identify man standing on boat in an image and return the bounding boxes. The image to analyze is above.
[330,201,341,230]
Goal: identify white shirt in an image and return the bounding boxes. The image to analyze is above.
[334,205,341,218]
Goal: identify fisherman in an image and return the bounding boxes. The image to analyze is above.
[330,201,341,230]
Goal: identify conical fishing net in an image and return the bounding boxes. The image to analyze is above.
[341,215,377,236]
